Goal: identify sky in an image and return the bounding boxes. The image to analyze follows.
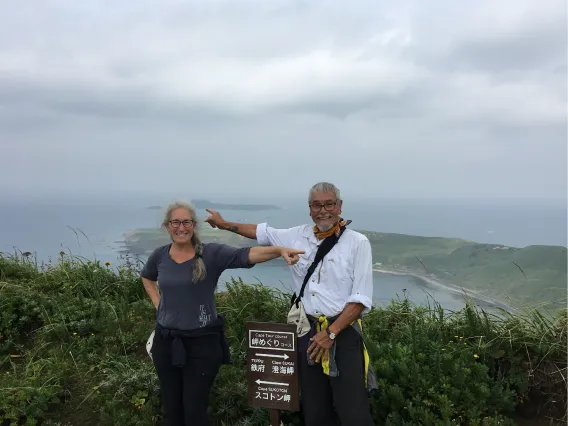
[1,0,566,203]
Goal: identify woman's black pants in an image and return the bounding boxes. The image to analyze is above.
[151,328,223,426]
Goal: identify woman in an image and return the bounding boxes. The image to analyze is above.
[140,201,304,426]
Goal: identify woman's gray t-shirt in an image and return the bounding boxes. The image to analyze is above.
[140,243,254,331]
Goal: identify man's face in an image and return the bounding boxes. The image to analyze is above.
[309,191,343,231]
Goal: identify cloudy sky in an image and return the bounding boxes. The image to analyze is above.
[1,0,566,202]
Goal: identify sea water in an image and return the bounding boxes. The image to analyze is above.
[1,192,565,312]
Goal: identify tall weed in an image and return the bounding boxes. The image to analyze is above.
[0,253,565,425]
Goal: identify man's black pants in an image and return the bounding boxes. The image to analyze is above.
[151,329,223,426]
[298,325,375,426]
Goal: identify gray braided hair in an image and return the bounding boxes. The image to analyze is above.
[162,200,207,282]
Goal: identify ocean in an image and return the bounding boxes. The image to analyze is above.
[1,192,566,312]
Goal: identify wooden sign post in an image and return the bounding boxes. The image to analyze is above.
[246,322,300,426]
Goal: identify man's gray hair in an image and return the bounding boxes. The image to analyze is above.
[162,200,207,282]
[308,182,341,202]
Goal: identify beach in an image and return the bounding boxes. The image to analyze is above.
[372,267,513,313]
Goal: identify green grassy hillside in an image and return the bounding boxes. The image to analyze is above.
[123,226,567,308]
[361,230,567,308]
[122,226,254,256]
[0,254,566,425]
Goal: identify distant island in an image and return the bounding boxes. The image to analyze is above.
[145,200,280,212]
[191,199,280,211]
[122,226,567,310]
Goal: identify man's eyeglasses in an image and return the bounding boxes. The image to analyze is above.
[169,220,196,228]
[309,201,337,212]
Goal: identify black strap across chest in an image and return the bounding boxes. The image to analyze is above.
[291,225,347,307]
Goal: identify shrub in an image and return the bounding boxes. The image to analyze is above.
[0,254,566,425]
[0,354,69,425]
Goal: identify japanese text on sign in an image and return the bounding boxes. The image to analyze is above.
[248,330,295,351]
[246,322,299,412]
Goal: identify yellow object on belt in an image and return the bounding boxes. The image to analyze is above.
[315,315,372,388]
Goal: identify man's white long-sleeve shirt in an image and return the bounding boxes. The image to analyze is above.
[256,222,374,318]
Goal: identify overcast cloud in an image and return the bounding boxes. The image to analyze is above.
[0,0,566,201]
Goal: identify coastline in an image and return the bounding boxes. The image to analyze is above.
[116,227,561,313]
[373,267,514,313]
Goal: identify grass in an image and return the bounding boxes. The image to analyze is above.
[0,252,566,425]
[362,230,567,309]
[122,226,567,309]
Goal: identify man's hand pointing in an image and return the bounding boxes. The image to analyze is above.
[204,209,225,229]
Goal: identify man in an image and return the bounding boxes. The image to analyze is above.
[205,182,375,426]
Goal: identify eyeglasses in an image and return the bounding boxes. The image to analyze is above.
[169,220,195,228]
[309,201,337,212]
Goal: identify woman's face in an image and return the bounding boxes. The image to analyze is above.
[166,208,195,244]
